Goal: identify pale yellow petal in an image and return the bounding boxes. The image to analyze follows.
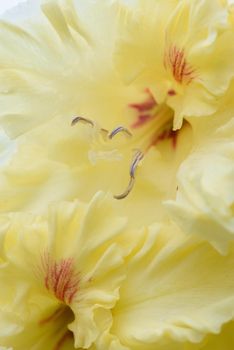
[166,118,234,254]
[0,192,135,350]
[100,223,234,349]
[0,0,129,137]
[115,0,234,129]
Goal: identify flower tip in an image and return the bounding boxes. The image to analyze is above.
[173,115,183,131]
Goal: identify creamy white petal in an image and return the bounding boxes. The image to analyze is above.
[166,118,234,254]
[0,192,137,349]
[99,223,234,349]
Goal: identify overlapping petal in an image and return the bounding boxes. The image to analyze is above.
[0,0,132,137]
[0,113,194,230]
[95,223,234,349]
[115,0,234,129]
[0,192,136,349]
[166,118,234,254]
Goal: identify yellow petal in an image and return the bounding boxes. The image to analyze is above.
[115,0,234,128]
[0,0,128,137]
[0,113,194,231]
[0,192,135,349]
[102,223,234,349]
[166,118,234,254]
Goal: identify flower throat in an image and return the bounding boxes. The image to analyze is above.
[72,89,179,199]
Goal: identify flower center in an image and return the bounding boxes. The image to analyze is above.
[129,89,178,152]
[72,89,181,199]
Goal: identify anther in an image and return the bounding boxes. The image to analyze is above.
[72,117,131,140]
[108,126,132,139]
[71,116,94,127]
[114,177,135,200]
[114,149,144,200]
[72,116,110,136]
[130,149,144,178]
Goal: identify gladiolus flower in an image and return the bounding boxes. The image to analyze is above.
[0,0,234,349]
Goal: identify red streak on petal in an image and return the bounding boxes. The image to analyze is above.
[165,45,196,85]
[129,89,157,129]
[171,131,178,149]
[150,128,178,149]
[168,89,176,96]
[54,331,73,350]
[41,253,80,305]
[129,98,156,112]
[131,114,152,128]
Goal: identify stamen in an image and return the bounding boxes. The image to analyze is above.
[71,116,95,127]
[72,116,132,141]
[71,117,143,199]
[72,116,131,139]
[114,177,135,200]
[108,126,132,139]
[114,149,144,200]
[130,149,144,178]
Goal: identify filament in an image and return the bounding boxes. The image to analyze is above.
[114,149,144,200]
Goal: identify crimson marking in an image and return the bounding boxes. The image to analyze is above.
[150,127,178,149]
[165,45,196,84]
[168,89,176,96]
[129,89,157,128]
[41,253,80,304]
